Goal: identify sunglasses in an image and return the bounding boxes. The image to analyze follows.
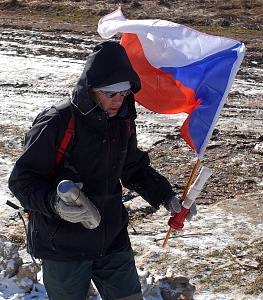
[99,89,131,98]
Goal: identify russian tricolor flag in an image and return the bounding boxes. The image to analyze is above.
[98,8,245,159]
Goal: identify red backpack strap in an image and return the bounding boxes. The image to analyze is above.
[55,116,74,166]
[27,104,75,220]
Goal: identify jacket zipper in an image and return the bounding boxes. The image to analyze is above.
[99,112,110,256]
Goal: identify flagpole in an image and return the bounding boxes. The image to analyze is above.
[162,158,202,248]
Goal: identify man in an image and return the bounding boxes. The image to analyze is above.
[8,41,196,300]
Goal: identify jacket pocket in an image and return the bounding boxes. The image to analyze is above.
[37,214,64,252]
[48,221,63,251]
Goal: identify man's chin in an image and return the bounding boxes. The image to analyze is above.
[108,109,119,117]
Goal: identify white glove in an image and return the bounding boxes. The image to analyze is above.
[164,195,197,221]
[55,180,101,229]
[164,195,182,214]
[186,201,197,221]
[54,197,90,224]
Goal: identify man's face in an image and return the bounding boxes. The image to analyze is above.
[94,90,130,117]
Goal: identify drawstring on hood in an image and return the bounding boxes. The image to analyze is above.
[71,41,141,116]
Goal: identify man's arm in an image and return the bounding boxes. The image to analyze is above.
[8,110,61,218]
[121,120,175,209]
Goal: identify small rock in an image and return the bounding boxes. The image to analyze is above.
[141,274,195,300]
[0,235,22,277]
[254,142,263,154]
[15,262,40,291]
[0,237,40,293]
[159,276,196,300]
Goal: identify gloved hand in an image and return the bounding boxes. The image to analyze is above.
[164,194,182,214]
[54,180,101,229]
[54,196,90,224]
[186,201,197,221]
[164,195,198,221]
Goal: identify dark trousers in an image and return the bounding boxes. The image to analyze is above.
[42,249,143,300]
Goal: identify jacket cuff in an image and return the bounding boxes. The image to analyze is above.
[161,191,177,207]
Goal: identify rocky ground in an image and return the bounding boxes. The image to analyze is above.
[0,0,262,299]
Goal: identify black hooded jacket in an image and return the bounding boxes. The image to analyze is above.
[8,41,175,260]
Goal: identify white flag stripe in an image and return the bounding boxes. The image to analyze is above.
[98,8,240,68]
